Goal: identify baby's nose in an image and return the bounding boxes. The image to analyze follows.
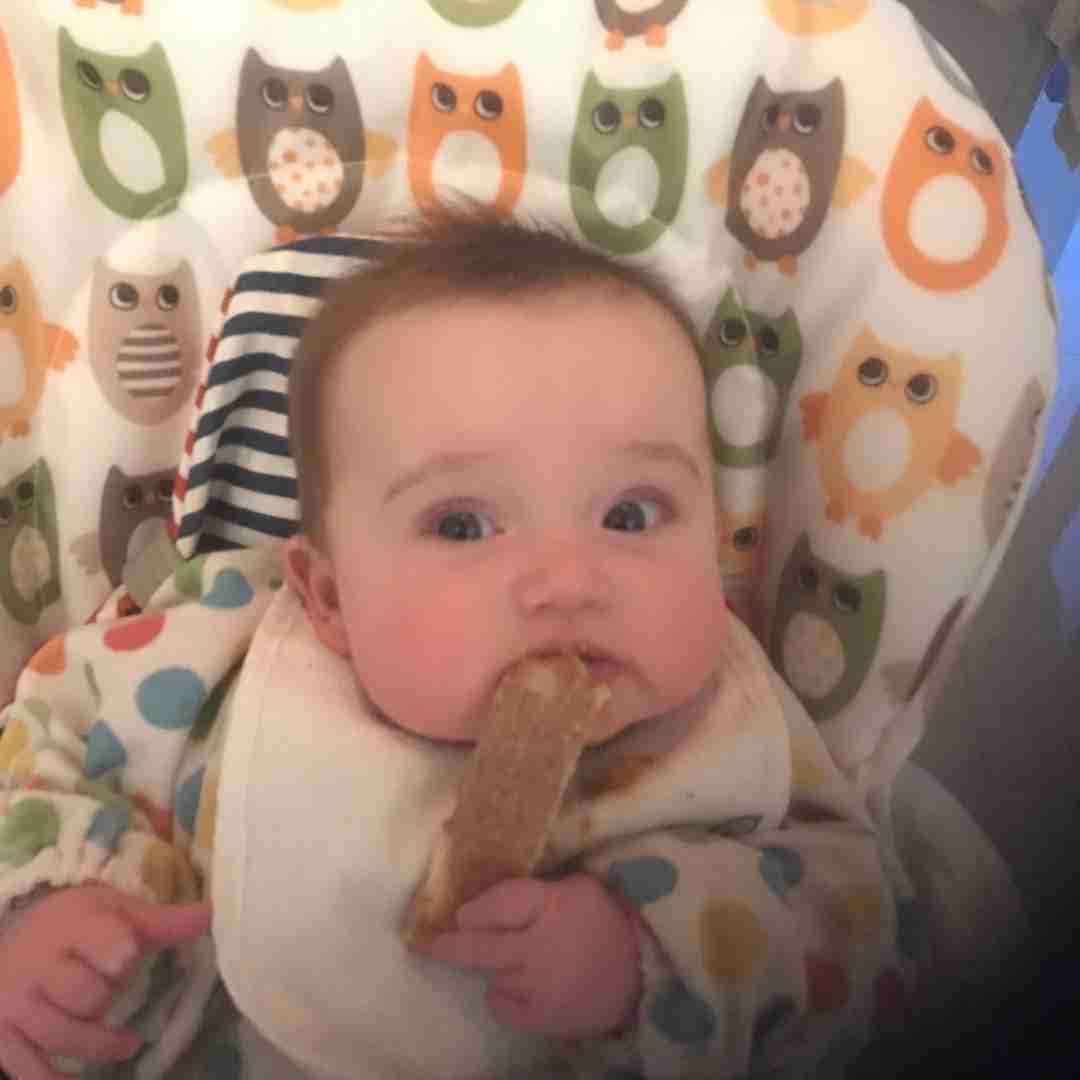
[511,538,612,615]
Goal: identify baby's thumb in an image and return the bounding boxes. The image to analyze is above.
[113,893,213,947]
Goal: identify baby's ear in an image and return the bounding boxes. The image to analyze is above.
[282,534,351,657]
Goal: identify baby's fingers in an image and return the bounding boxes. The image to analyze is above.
[40,955,115,1020]
[16,999,140,1066]
[416,928,524,975]
[0,1024,67,1080]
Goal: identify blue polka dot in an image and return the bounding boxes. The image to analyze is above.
[87,806,132,853]
[86,722,128,778]
[648,977,716,1045]
[201,569,254,610]
[136,667,207,731]
[176,768,205,836]
[204,1040,244,1079]
[607,856,678,907]
[759,846,804,898]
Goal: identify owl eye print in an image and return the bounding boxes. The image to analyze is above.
[97,465,176,588]
[882,98,1009,293]
[703,290,803,468]
[716,506,766,632]
[594,0,689,50]
[764,0,869,36]
[0,27,21,196]
[706,77,874,276]
[569,72,689,256]
[87,257,201,426]
[800,328,982,540]
[768,533,886,725]
[59,29,188,220]
[74,0,145,13]
[426,0,526,26]
[407,54,527,220]
[0,460,62,626]
[0,259,78,441]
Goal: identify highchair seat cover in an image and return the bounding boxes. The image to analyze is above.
[0,0,1055,1047]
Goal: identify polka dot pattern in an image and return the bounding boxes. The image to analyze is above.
[141,838,197,902]
[804,952,849,1014]
[0,798,60,867]
[833,885,883,940]
[759,846,804,897]
[176,767,205,836]
[648,977,717,1045]
[88,805,132,853]
[0,717,30,775]
[104,612,166,653]
[201,569,254,610]
[174,555,208,599]
[86,721,128,778]
[136,667,208,730]
[28,634,66,675]
[606,855,679,907]
[700,899,770,988]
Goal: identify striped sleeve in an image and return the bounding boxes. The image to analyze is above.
[172,234,384,557]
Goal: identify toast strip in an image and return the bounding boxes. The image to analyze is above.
[403,653,610,944]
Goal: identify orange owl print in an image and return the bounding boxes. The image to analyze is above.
[74,0,144,12]
[716,505,767,635]
[0,26,20,196]
[800,328,982,540]
[882,98,1009,292]
[764,0,869,35]
[407,53,527,219]
[0,260,78,441]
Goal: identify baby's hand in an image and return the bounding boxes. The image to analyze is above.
[412,874,641,1040]
[0,882,212,1080]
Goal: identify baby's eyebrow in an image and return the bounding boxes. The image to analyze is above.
[617,440,703,487]
[384,450,498,504]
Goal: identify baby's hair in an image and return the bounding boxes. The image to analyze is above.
[289,211,702,544]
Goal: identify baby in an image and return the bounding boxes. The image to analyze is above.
[0,218,912,1079]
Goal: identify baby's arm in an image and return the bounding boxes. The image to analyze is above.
[0,884,210,1080]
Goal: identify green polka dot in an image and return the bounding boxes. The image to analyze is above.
[22,698,52,725]
[173,555,209,599]
[0,798,61,867]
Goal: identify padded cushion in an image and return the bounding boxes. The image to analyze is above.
[0,1,1058,779]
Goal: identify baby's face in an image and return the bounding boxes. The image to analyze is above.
[292,284,726,743]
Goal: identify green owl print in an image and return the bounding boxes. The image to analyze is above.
[426,0,526,26]
[768,534,885,724]
[703,291,803,468]
[570,72,689,255]
[0,460,62,626]
[59,29,188,220]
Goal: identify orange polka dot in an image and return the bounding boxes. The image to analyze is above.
[283,150,298,164]
[28,635,66,675]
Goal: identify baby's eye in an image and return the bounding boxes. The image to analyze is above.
[603,498,664,533]
[433,509,496,542]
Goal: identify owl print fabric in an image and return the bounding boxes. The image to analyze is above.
[0,1,1055,1076]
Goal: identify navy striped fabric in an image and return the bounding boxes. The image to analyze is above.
[173,234,384,557]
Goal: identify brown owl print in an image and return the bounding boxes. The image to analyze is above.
[594,0,689,50]
[0,259,78,441]
[706,78,875,277]
[74,0,144,13]
[764,0,869,36]
[207,50,396,245]
[800,328,982,540]
[87,257,201,426]
[407,53,527,220]
[69,465,176,588]
[882,98,1009,293]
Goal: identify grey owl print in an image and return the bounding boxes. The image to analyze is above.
[0,459,62,626]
